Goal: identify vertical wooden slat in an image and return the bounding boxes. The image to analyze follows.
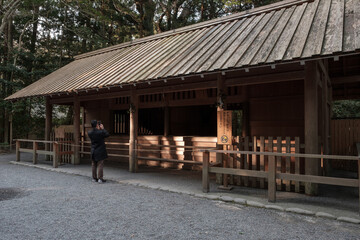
[229,144,234,185]
[16,140,20,162]
[237,136,242,186]
[33,141,38,164]
[202,151,210,193]
[268,136,276,202]
[276,137,282,190]
[252,136,257,188]
[295,137,300,192]
[260,136,265,189]
[53,142,59,168]
[286,137,291,191]
[215,143,223,184]
[223,144,229,188]
[244,136,249,187]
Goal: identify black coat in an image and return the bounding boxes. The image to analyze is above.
[88,128,110,161]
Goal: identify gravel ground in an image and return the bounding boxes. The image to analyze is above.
[0,157,360,240]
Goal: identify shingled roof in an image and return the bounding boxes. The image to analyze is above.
[6,0,360,100]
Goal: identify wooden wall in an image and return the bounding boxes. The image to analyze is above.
[248,80,304,139]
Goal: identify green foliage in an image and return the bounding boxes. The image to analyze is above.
[332,100,360,119]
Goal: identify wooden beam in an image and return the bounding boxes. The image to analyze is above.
[331,75,360,85]
[224,70,304,87]
[304,61,320,195]
[129,89,138,173]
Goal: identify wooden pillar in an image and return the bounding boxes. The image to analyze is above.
[73,96,80,165]
[216,73,228,186]
[304,61,320,195]
[129,90,138,172]
[45,97,52,160]
[164,107,169,137]
[202,151,210,193]
[9,113,13,151]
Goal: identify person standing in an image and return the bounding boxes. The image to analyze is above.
[88,120,110,183]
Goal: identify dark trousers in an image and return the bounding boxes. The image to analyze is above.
[92,160,104,180]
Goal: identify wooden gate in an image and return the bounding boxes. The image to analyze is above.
[331,119,360,171]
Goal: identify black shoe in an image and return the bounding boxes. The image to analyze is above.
[98,179,106,183]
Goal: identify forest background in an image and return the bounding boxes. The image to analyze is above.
[0,0,358,145]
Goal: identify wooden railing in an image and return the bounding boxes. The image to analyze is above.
[15,139,64,168]
[201,148,360,212]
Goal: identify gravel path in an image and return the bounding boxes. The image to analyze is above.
[0,157,359,240]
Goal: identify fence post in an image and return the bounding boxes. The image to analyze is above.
[268,154,276,202]
[202,151,210,193]
[358,158,360,213]
[33,141,38,164]
[134,140,138,172]
[16,140,20,162]
[53,142,59,168]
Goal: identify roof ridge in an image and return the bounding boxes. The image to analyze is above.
[75,0,313,60]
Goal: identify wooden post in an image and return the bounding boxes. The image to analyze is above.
[252,136,257,188]
[276,137,282,190]
[16,140,20,162]
[202,151,210,193]
[9,113,13,151]
[33,141,38,164]
[53,142,59,168]
[260,136,265,188]
[305,61,320,195]
[216,73,227,186]
[295,137,300,192]
[164,93,170,137]
[129,90,138,173]
[285,137,291,191]
[45,97,52,161]
[215,143,223,184]
[73,96,80,164]
[358,158,360,213]
[268,137,276,202]
[268,154,276,202]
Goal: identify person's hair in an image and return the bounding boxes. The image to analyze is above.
[91,120,97,128]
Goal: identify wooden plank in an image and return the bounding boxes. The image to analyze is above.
[202,151,210,193]
[322,0,345,54]
[284,0,320,59]
[16,141,20,162]
[276,137,282,190]
[268,137,276,202]
[343,0,355,51]
[237,136,242,186]
[199,149,359,161]
[355,0,360,50]
[253,5,295,64]
[36,150,54,156]
[211,14,264,70]
[302,0,332,57]
[224,71,305,87]
[224,12,274,69]
[53,142,59,168]
[19,148,33,153]
[295,137,301,192]
[137,156,202,165]
[33,142,38,165]
[238,8,286,66]
[229,145,234,185]
[286,137,291,191]
[244,136,249,187]
[260,136,265,188]
[252,136,258,188]
[277,173,358,187]
[209,167,268,178]
[267,3,307,62]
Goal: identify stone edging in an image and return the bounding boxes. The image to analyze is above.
[9,161,360,225]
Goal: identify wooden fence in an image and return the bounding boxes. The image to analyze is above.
[201,147,360,212]
[15,139,62,168]
[331,119,360,171]
[230,136,304,192]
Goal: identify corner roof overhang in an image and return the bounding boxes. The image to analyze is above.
[6,0,360,101]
